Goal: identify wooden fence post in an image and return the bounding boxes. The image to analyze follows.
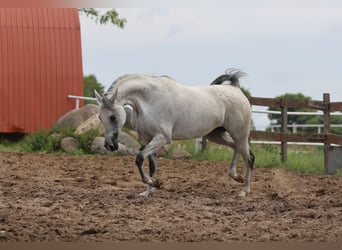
[281,99,288,162]
[323,93,330,173]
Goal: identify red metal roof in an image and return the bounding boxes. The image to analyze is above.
[0,8,83,133]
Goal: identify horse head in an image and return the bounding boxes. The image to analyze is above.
[94,89,126,152]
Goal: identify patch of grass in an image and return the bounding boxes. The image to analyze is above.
[18,126,102,154]
[75,129,102,154]
[21,126,75,153]
[251,144,324,174]
[169,140,234,161]
[171,139,326,174]
[285,149,324,174]
[336,169,342,176]
[0,134,24,152]
[251,144,284,167]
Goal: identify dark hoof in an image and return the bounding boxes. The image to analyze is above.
[231,174,244,183]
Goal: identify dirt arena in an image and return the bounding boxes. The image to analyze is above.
[0,151,342,242]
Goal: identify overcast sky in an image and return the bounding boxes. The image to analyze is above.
[79,7,342,129]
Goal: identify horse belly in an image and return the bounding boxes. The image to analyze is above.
[171,115,222,140]
[170,97,224,139]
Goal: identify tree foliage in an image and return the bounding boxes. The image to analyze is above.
[268,93,312,126]
[241,87,251,98]
[79,8,127,28]
[83,74,105,105]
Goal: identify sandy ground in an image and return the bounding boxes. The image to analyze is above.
[0,152,342,242]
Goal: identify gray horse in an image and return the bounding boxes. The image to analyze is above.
[95,70,254,197]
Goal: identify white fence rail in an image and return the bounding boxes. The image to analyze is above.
[252,110,342,116]
[68,95,96,109]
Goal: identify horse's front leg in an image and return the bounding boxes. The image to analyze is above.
[138,153,158,197]
[135,134,169,196]
[136,152,161,188]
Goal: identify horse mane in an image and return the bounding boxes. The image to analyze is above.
[106,74,175,95]
[210,69,246,88]
[106,74,144,95]
[152,74,175,80]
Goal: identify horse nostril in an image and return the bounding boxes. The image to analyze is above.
[105,143,118,152]
[105,145,114,151]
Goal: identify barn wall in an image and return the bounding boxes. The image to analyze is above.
[0,8,83,133]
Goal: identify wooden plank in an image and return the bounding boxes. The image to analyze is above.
[308,100,327,110]
[330,102,342,112]
[285,133,326,143]
[323,93,330,173]
[281,105,288,162]
[249,96,326,110]
[327,134,342,145]
[248,97,281,108]
[286,99,325,110]
[250,131,326,143]
[323,93,331,135]
[249,131,282,141]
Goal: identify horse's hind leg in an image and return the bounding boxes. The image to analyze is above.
[241,149,254,197]
[206,128,255,195]
[228,151,243,183]
[205,128,243,183]
[235,139,255,197]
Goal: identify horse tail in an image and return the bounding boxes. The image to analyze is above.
[210,69,246,88]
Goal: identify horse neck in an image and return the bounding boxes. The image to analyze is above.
[116,79,152,110]
[109,74,174,108]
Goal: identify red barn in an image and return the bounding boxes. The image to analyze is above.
[0,8,83,133]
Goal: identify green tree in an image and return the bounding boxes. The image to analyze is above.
[241,87,251,98]
[241,87,255,130]
[79,8,127,28]
[84,75,105,105]
[330,116,342,135]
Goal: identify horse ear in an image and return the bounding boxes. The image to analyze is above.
[94,89,103,105]
[110,89,118,104]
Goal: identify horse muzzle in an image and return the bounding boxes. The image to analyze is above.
[104,134,119,152]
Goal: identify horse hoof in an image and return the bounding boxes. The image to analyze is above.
[151,179,162,189]
[139,187,156,197]
[239,190,247,197]
[139,190,151,197]
[230,174,244,183]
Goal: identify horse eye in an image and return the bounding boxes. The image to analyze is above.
[98,115,102,121]
[110,115,117,122]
